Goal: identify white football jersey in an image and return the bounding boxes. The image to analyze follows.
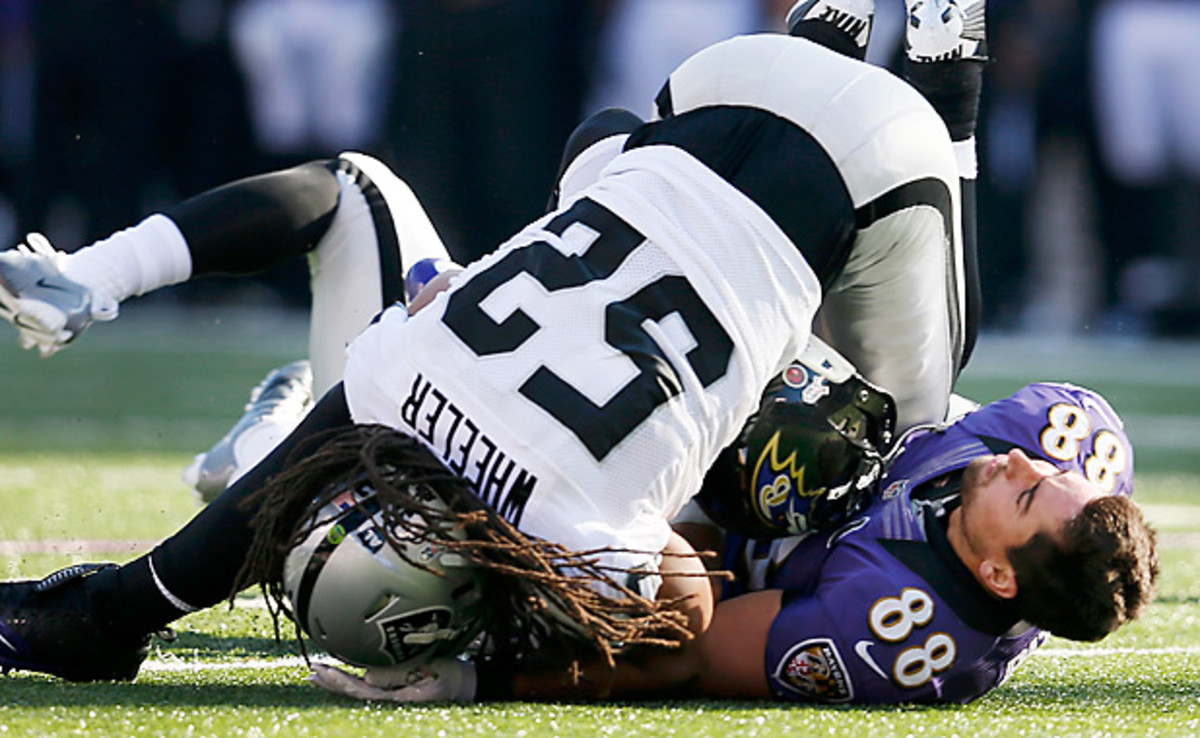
[343,33,963,576]
[345,145,821,576]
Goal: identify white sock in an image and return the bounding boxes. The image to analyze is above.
[61,213,193,311]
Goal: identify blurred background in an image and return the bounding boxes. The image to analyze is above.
[1,0,1198,337]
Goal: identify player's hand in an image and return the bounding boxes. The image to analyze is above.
[404,257,462,316]
[310,659,477,703]
[407,268,462,316]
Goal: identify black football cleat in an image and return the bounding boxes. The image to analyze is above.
[0,563,156,682]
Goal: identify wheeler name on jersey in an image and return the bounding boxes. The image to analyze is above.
[400,371,538,523]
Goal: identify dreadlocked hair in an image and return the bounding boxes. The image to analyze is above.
[235,423,709,668]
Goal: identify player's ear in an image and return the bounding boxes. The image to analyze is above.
[978,559,1018,600]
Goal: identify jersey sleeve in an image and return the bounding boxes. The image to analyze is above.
[763,545,1018,704]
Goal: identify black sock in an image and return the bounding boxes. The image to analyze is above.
[904,59,986,142]
[87,557,189,638]
[167,160,340,275]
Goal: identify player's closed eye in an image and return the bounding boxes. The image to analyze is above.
[1016,481,1040,512]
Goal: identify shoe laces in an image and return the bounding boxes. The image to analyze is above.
[245,362,314,417]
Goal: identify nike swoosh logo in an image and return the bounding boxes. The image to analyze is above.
[35,277,76,294]
[854,640,887,680]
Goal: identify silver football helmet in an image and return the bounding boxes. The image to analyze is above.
[282,482,485,669]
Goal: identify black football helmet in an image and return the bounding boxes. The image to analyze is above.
[697,342,897,538]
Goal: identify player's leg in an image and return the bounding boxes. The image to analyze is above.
[792,0,982,423]
[307,152,452,396]
[902,0,988,367]
[814,183,964,431]
[776,5,972,430]
[0,384,356,681]
[0,152,449,371]
[0,160,342,355]
[184,153,456,500]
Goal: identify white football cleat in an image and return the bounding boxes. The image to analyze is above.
[905,0,987,63]
[0,234,117,357]
[786,0,875,56]
[183,360,315,504]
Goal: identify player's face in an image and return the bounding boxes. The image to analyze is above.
[958,448,1102,561]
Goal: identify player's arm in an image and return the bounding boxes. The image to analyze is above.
[509,569,778,702]
[694,590,781,697]
[407,266,463,315]
[508,529,716,700]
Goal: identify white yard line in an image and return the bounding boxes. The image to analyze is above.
[138,648,1200,674]
[0,540,160,555]
[964,335,1200,387]
[3,528,1198,558]
[1035,646,1200,657]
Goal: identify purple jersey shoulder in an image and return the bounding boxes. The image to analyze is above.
[884,382,1133,499]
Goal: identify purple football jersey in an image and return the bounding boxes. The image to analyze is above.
[725,383,1133,704]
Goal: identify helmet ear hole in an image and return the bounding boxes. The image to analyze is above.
[696,359,896,538]
[363,595,393,620]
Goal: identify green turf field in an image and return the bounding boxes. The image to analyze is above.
[1,306,1197,736]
